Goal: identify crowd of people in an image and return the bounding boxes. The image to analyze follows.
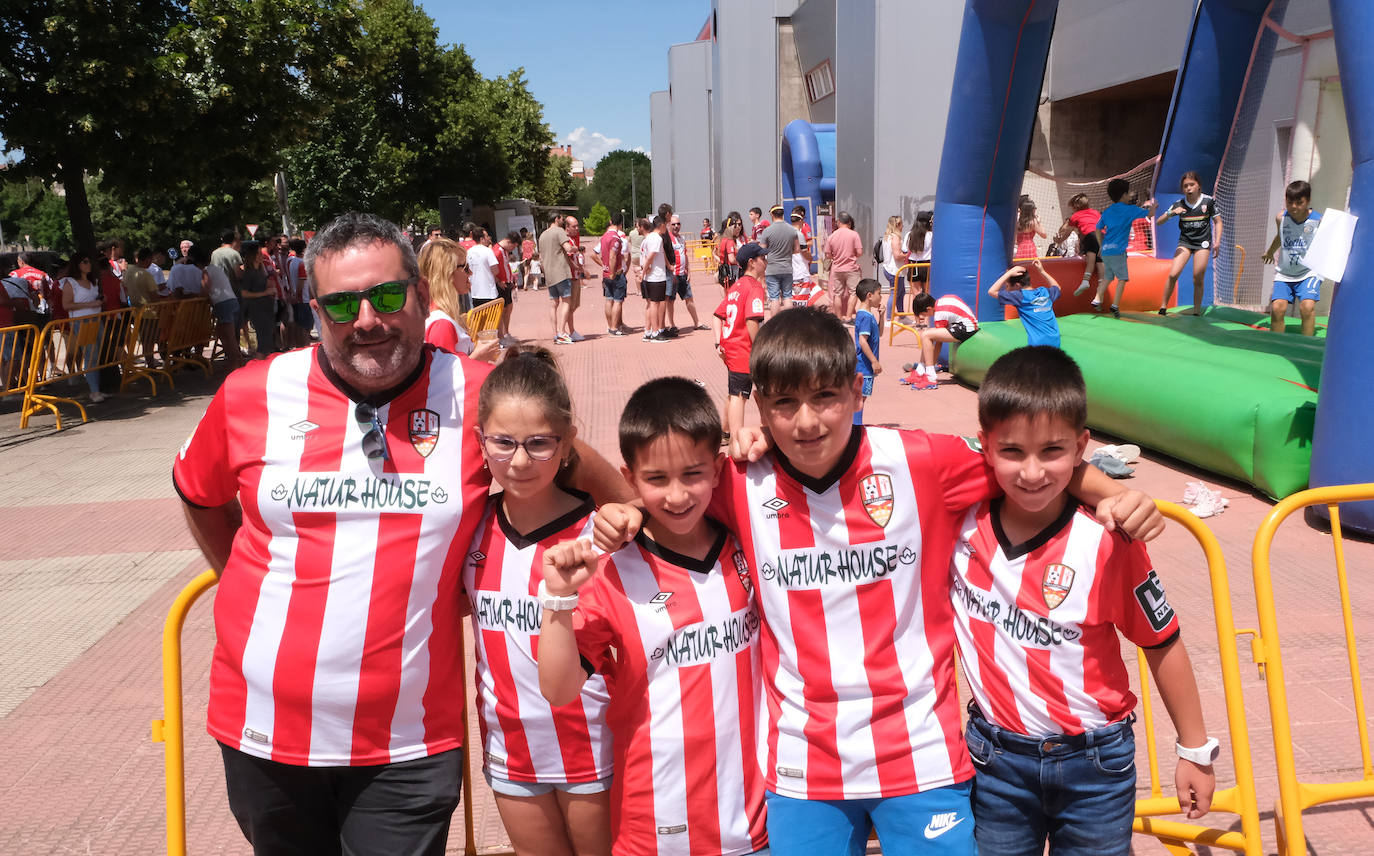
[167,210,1219,856]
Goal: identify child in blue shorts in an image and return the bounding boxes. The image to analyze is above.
[988,259,1061,348]
[1261,179,1322,336]
[853,278,882,424]
[1092,178,1156,318]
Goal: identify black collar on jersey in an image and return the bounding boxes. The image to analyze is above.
[314,343,430,407]
[494,489,594,550]
[773,423,864,494]
[989,496,1080,560]
[635,517,727,575]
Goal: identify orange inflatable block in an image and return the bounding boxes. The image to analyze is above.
[1002,255,1176,319]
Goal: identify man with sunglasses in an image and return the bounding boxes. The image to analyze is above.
[173,212,630,856]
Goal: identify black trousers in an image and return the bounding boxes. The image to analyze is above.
[220,743,464,856]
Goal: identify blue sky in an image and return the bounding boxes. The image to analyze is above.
[423,1,712,169]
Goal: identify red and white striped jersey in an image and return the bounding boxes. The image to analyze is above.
[710,425,995,800]
[951,499,1180,737]
[173,345,492,766]
[424,309,472,356]
[931,294,978,331]
[574,524,767,856]
[463,493,612,783]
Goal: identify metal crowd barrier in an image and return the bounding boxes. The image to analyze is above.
[1250,483,1374,855]
[0,323,40,400]
[1130,501,1262,855]
[887,261,929,346]
[154,570,487,856]
[15,298,215,429]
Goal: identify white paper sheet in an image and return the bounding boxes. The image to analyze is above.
[1302,207,1359,282]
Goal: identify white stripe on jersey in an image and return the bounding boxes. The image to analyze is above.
[238,349,313,755]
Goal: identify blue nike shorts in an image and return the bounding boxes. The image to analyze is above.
[1271,275,1321,304]
[764,782,975,856]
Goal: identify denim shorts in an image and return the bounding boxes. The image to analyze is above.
[547,278,572,300]
[668,274,692,299]
[212,298,241,325]
[602,274,627,301]
[482,769,610,798]
[965,707,1137,856]
[764,272,793,301]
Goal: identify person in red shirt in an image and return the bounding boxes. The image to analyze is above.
[748,206,768,241]
[520,230,537,290]
[594,211,629,335]
[712,242,767,443]
[717,218,740,286]
[564,215,585,341]
[493,231,516,343]
[1056,193,1103,296]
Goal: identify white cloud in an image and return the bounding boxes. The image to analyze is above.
[563,127,625,169]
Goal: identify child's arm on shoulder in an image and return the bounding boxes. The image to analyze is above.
[1143,637,1216,819]
[538,539,599,706]
[569,440,636,505]
[1069,464,1165,540]
[988,266,1019,299]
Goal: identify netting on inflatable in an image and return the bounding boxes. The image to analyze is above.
[1019,157,1159,258]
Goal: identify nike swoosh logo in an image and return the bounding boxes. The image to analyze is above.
[923,816,966,839]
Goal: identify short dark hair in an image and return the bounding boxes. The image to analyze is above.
[651,214,666,229]
[618,377,721,469]
[1106,178,1131,202]
[610,211,624,227]
[1179,170,1203,191]
[751,307,855,397]
[837,212,855,228]
[303,212,419,297]
[910,293,936,314]
[658,202,674,219]
[978,346,1087,432]
[856,278,881,301]
[219,230,236,245]
[505,231,521,244]
[749,207,763,218]
[288,238,307,255]
[135,247,153,263]
[462,221,477,237]
[1285,180,1312,203]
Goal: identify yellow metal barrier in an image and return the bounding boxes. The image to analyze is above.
[1250,483,1374,856]
[0,323,41,399]
[157,298,216,376]
[1130,501,1263,855]
[463,299,504,340]
[19,305,174,429]
[887,261,929,346]
[154,570,486,856]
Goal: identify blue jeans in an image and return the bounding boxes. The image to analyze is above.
[765,782,975,856]
[965,709,1137,856]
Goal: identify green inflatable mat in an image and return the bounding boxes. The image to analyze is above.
[952,312,1322,499]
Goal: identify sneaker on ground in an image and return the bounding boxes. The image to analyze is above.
[554,334,573,345]
[914,379,939,391]
[649,331,669,342]
[664,326,679,337]
[696,323,711,331]
[1158,308,1168,316]
[1111,305,1121,318]
[89,391,107,403]
[900,369,922,385]
[608,328,627,337]
[570,331,586,342]
[1074,282,1091,296]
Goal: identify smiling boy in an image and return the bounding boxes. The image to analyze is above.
[596,308,1163,855]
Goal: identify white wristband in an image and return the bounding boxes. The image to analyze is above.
[1175,737,1219,765]
[537,580,579,612]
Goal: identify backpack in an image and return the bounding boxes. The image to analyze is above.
[872,239,884,265]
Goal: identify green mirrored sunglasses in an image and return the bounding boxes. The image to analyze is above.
[316,278,415,323]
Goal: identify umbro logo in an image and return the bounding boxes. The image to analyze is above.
[469,550,486,563]
[761,497,788,511]
[924,811,966,839]
[289,420,319,440]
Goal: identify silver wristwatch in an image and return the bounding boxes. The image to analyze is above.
[537,580,579,612]
[1175,737,1219,765]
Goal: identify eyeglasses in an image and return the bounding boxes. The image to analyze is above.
[316,278,415,324]
[478,432,562,462]
[355,402,389,461]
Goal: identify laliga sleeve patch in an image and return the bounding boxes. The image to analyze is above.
[1134,569,1176,632]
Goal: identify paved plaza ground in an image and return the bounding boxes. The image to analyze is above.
[0,258,1371,854]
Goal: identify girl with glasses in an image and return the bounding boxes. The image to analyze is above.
[462,348,613,856]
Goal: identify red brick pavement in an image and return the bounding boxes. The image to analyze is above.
[0,256,1370,854]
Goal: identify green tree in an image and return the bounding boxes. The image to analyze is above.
[0,178,72,251]
[0,1,359,253]
[587,151,652,225]
[583,202,610,236]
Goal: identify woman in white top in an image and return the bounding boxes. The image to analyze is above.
[59,252,106,402]
[902,210,934,300]
[419,238,499,362]
[881,215,905,316]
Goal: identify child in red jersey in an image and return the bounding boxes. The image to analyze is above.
[539,378,767,856]
[594,308,1164,856]
[712,242,768,447]
[465,348,614,856]
[951,346,1214,854]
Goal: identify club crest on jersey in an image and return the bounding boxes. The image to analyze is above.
[860,473,894,527]
[408,409,441,457]
[732,549,752,593]
[1041,563,1076,609]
